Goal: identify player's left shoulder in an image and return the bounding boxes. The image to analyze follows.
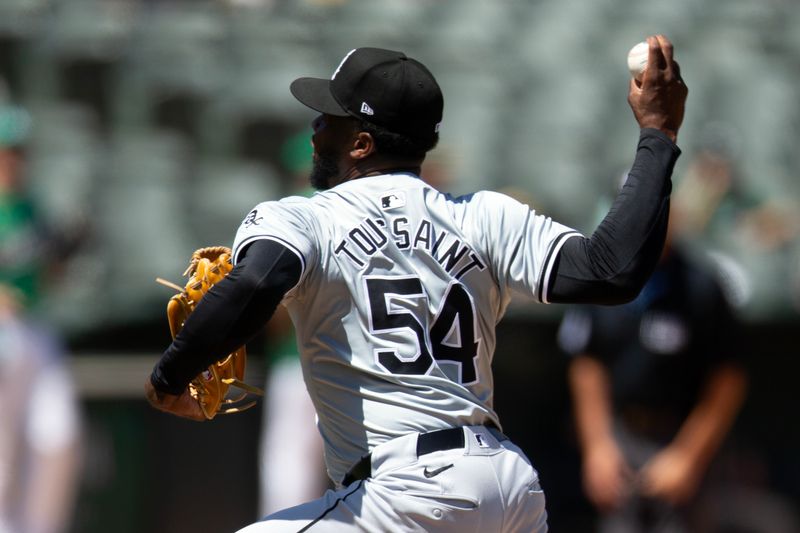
[263,193,320,217]
[233,196,320,253]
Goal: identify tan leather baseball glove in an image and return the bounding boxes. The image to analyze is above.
[157,246,263,419]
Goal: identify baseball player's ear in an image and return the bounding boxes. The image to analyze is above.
[350,131,376,160]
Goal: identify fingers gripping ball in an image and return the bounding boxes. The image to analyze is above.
[627,41,649,81]
[157,246,263,420]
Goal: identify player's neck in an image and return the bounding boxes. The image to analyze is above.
[342,154,423,183]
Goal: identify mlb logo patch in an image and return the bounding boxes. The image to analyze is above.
[381,192,405,210]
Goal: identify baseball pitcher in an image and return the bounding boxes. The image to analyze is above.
[146,35,687,532]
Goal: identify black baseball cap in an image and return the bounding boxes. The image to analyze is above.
[290,48,443,144]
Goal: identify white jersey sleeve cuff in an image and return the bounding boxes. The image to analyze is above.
[537,231,582,304]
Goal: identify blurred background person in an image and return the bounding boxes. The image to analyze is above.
[0,100,84,533]
[671,133,800,319]
[557,195,749,532]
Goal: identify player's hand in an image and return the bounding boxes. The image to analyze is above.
[582,439,635,512]
[145,379,206,421]
[637,445,703,506]
[628,34,688,143]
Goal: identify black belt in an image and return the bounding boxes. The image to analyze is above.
[342,425,505,486]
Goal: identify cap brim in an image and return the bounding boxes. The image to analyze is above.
[290,77,349,116]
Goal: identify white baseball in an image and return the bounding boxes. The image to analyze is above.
[627,41,649,81]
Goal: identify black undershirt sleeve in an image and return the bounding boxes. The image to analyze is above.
[150,239,302,395]
[547,128,681,304]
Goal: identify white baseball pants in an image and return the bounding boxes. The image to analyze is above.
[236,425,548,532]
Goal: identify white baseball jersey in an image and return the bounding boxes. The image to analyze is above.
[232,172,580,484]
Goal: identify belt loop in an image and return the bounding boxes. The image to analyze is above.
[416,427,466,456]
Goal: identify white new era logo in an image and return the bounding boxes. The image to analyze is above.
[360,102,374,115]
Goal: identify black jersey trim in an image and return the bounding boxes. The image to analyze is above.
[234,235,308,296]
[235,235,306,273]
[234,235,304,267]
[297,480,364,532]
[537,231,582,304]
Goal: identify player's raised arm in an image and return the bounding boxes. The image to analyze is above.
[546,34,688,305]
